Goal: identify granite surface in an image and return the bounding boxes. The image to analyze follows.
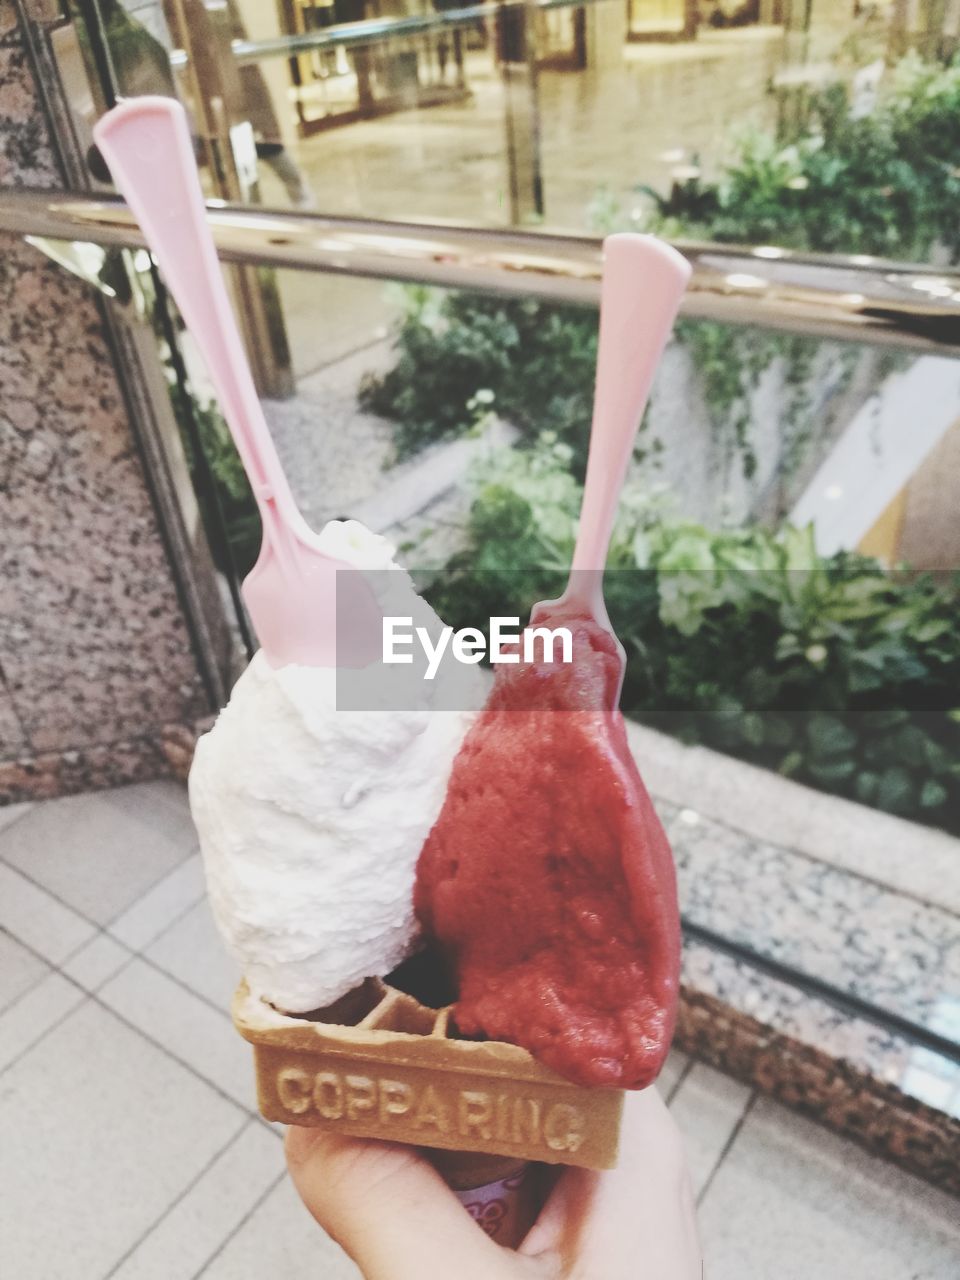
[628,720,960,915]
[661,792,960,1195]
[0,4,58,189]
[0,4,210,799]
[667,806,960,1045]
[0,731,173,802]
[678,946,960,1196]
[619,756,960,1193]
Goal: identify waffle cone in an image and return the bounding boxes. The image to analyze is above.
[233,979,623,1170]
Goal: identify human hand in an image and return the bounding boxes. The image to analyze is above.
[285,1086,701,1279]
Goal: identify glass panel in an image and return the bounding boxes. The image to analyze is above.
[68,0,960,1079]
[92,0,517,225]
[266,291,960,1079]
[77,0,960,242]
[168,264,960,1073]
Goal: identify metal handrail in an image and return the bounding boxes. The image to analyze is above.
[4,189,960,353]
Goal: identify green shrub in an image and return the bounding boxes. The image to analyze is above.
[423,439,960,832]
[643,56,960,259]
[359,288,599,472]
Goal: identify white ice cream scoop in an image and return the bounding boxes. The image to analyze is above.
[189,522,480,1013]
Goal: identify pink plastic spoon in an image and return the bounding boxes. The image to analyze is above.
[94,96,379,669]
[530,233,690,701]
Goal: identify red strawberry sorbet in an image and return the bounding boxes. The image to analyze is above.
[414,616,680,1089]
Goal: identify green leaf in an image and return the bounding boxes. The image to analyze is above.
[861,709,910,730]
[776,632,803,661]
[741,713,767,747]
[920,779,948,809]
[875,767,917,815]
[806,713,858,758]
[779,751,804,778]
[848,665,885,694]
[913,618,951,642]
[763,715,797,749]
[893,725,934,768]
[855,771,880,805]
[780,523,818,570]
[741,668,784,706]
[709,695,746,723]
[809,757,857,785]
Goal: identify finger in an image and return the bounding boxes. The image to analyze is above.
[518,1164,598,1260]
[285,1128,550,1280]
[519,1088,702,1279]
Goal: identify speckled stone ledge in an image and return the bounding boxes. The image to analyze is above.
[676,943,960,1196]
[664,802,960,1053]
[640,722,960,1195]
[0,732,187,803]
[628,721,960,916]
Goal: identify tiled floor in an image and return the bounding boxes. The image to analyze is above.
[1,781,958,1279]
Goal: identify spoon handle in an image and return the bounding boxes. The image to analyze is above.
[94,97,303,555]
[568,234,690,607]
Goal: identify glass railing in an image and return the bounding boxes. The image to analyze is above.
[23,0,960,1095]
[76,0,957,233]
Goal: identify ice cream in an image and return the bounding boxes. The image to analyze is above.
[189,520,478,1013]
[100,88,683,1201]
[414,613,681,1090]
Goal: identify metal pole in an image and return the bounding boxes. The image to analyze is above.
[165,0,295,399]
[497,0,544,223]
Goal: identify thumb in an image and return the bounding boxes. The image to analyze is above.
[285,1127,546,1280]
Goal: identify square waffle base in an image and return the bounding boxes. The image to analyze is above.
[233,979,624,1170]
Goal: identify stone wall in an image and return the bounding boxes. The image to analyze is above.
[0,3,212,799]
